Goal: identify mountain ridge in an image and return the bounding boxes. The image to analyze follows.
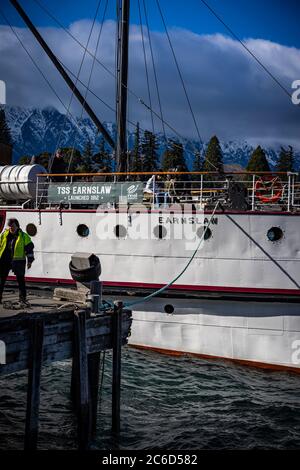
[4,105,300,170]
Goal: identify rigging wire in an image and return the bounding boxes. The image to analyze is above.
[199,0,292,99]
[137,0,154,134]
[155,0,204,152]
[33,0,116,79]
[54,57,200,162]
[58,59,116,113]
[67,0,109,172]
[0,9,84,138]
[142,0,167,144]
[51,0,102,170]
[0,5,200,166]
[33,0,207,162]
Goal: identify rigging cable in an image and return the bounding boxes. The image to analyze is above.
[32,0,202,158]
[54,58,201,165]
[137,0,154,134]
[142,0,167,144]
[199,0,292,99]
[67,0,109,172]
[0,9,84,138]
[155,0,204,153]
[11,0,213,169]
[51,0,102,170]
[57,59,115,114]
[1,5,207,171]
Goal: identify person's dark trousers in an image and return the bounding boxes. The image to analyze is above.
[12,260,27,301]
[16,274,26,300]
[0,263,10,301]
[0,261,27,301]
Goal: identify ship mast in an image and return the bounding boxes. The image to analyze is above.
[116,0,130,173]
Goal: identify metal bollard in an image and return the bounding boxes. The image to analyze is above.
[86,280,102,314]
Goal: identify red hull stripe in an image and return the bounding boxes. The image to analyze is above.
[130,345,300,374]
[4,208,300,216]
[7,275,300,296]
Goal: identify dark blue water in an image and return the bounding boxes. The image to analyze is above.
[1,347,300,450]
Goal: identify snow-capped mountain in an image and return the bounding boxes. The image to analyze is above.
[5,105,113,162]
[3,105,300,169]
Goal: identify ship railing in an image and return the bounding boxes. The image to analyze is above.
[34,171,300,211]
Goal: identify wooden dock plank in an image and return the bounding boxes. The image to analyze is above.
[0,287,132,450]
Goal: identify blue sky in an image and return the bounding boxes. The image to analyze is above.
[1,0,300,48]
[0,0,299,148]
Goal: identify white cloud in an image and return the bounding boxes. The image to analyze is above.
[0,20,299,148]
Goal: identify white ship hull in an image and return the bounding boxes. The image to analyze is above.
[127,297,300,373]
[2,207,300,372]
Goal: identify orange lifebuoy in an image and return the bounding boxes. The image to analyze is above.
[255,175,283,203]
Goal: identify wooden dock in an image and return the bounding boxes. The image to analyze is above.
[0,288,132,450]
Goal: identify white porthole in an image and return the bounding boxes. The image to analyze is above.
[114,224,127,238]
[196,226,212,240]
[153,224,167,239]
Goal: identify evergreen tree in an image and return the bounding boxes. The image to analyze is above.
[246,145,270,172]
[0,107,12,146]
[19,152,51,169]
[161,140,188,172]
[191,150,202,182]
[36,152,51,169]
[131,123,142,173]
[202,135,224,176]
[93,137,111,171]
[275,146,294,173]
[80,140,93,172]
[19,155,31,165]
[193,151,202,172]
[60,147,82,173]
[141,130,159,173]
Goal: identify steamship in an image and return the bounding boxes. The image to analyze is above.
[1,0,300,372]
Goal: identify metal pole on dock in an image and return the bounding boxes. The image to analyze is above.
[24,319,44,451]
[112,301,123,438]
[72,310,91,450]
[88,352,101,436]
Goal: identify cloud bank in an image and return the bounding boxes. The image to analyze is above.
[0,19,299,148]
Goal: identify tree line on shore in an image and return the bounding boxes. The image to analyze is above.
[0,108,296,175]
[18,131,297,177]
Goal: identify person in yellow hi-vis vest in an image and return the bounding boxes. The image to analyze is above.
[0,218,34,306]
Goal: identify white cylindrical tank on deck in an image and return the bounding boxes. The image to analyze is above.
[0,165,47,200]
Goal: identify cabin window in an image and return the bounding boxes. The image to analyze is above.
[114,224,127,238]
[267,227,283,242]
[26,223,37,237]
[196,226,212,240]
[77,224,89,238]
[153,225,167,239]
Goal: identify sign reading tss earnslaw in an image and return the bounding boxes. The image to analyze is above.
[48,182,143,204]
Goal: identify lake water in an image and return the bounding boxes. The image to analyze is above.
[1,346,300,450]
